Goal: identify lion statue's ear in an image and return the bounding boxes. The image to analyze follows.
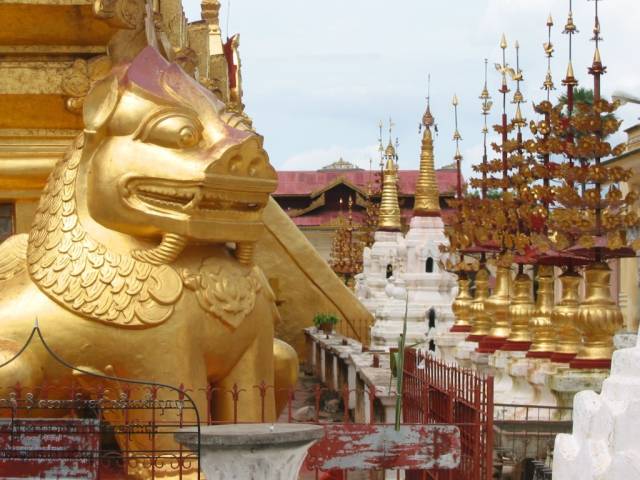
[83,74,119,134]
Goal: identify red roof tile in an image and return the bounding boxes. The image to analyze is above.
[274,169,458,196]
[290,208,456,228]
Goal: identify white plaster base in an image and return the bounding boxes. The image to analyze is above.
[201,442,314,479]
[549,368,608,413]
[489,350,513,404]
[454,340,477,369]
[553,346,640,479]
[470,350,491,376]
[436,331,467,364]
[493,352,534,420]
[528,359,558,407]
[176,424,324,480]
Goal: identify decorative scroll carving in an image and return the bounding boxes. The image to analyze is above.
[61,57,113,113]
[93,0,144,29]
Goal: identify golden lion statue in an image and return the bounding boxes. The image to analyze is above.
[0,46,300,477]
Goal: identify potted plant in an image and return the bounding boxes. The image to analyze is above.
[313,313,339,336]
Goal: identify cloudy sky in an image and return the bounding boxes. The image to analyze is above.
[182,0,640,179]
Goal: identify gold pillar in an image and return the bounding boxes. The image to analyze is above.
[378,156,401,231]
[527,265,556,357]
[571,262,623,368]
[451,274,473,332]
[503,268,534,350]
[551,269,582,362]
[479,265,511,352]
[467,267,491,340]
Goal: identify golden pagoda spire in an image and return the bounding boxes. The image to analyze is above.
[542,14,556,98]
[414,75,441,217]
[452,94,463,200]
[378,150,402,232]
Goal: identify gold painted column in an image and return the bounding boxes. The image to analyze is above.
[467,267,491,341]
[502,267,534,351]
[550,269,582,363]
[451,274,473,332]
[477,265,511,353]
[527,266,556,358]
[571,262,623,369]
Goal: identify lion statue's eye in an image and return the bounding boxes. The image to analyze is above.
[138,113,202,149]
[178,126,198,148]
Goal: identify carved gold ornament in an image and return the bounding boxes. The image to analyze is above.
[182,260,262,330]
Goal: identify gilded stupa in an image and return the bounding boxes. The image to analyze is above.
[377,141,402,231]
[413,99,441,216]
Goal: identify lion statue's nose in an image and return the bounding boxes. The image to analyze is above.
[206,135,276,182]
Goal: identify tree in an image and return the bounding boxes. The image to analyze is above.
[558,87,617,138]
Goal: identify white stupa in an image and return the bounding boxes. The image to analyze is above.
[356,101,456,349]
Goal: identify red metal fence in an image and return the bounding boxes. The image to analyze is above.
[0,327,472,479]
[0,378,461,479]
[402,349,494,480]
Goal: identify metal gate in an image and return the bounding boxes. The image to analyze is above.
[403,349,494,480]
[0,325,201,479]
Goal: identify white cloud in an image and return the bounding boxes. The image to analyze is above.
[280,144,380,171]
[182,0,640,178]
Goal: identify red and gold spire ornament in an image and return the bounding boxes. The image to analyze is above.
[465,59,494,343]
[448,95,478,333]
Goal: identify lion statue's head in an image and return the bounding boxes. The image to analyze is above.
[81,46,277,245]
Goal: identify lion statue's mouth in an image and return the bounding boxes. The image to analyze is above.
[124,178,266,219]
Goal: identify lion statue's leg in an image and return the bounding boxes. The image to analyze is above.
[212,326,276,423]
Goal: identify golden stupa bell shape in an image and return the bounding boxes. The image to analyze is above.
[505,269,535,346]
[573,262,623,366]
[378,155,402,231]
[485,265,512,341]
[414,102,441,217]
[468,267,491,339]
[451,275,473,331]
[527,265,556,356]
[551,269,582,361]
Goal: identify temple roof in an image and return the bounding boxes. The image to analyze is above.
[275,168,458,197]
[318,157,362,171]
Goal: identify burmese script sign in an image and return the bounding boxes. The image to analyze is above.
[0,418,100,479]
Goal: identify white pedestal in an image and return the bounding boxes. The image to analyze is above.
[437,331,467,364]
[454,340,477,369]
[371,299,428,348]
[549,368,608,414]
[470,350,491,376]
[528,358,558,407]
[176,424,324,480]
[489,350,514,403]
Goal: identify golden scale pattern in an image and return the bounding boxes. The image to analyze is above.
[27,135,184,327]
[25,134,263,329]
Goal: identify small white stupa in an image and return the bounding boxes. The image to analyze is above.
[356,99,456,349]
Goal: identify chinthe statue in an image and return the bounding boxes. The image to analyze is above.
[0,46,297,477]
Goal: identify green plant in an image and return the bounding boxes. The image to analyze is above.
[394,293,409,431]
[313,313,339,328]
